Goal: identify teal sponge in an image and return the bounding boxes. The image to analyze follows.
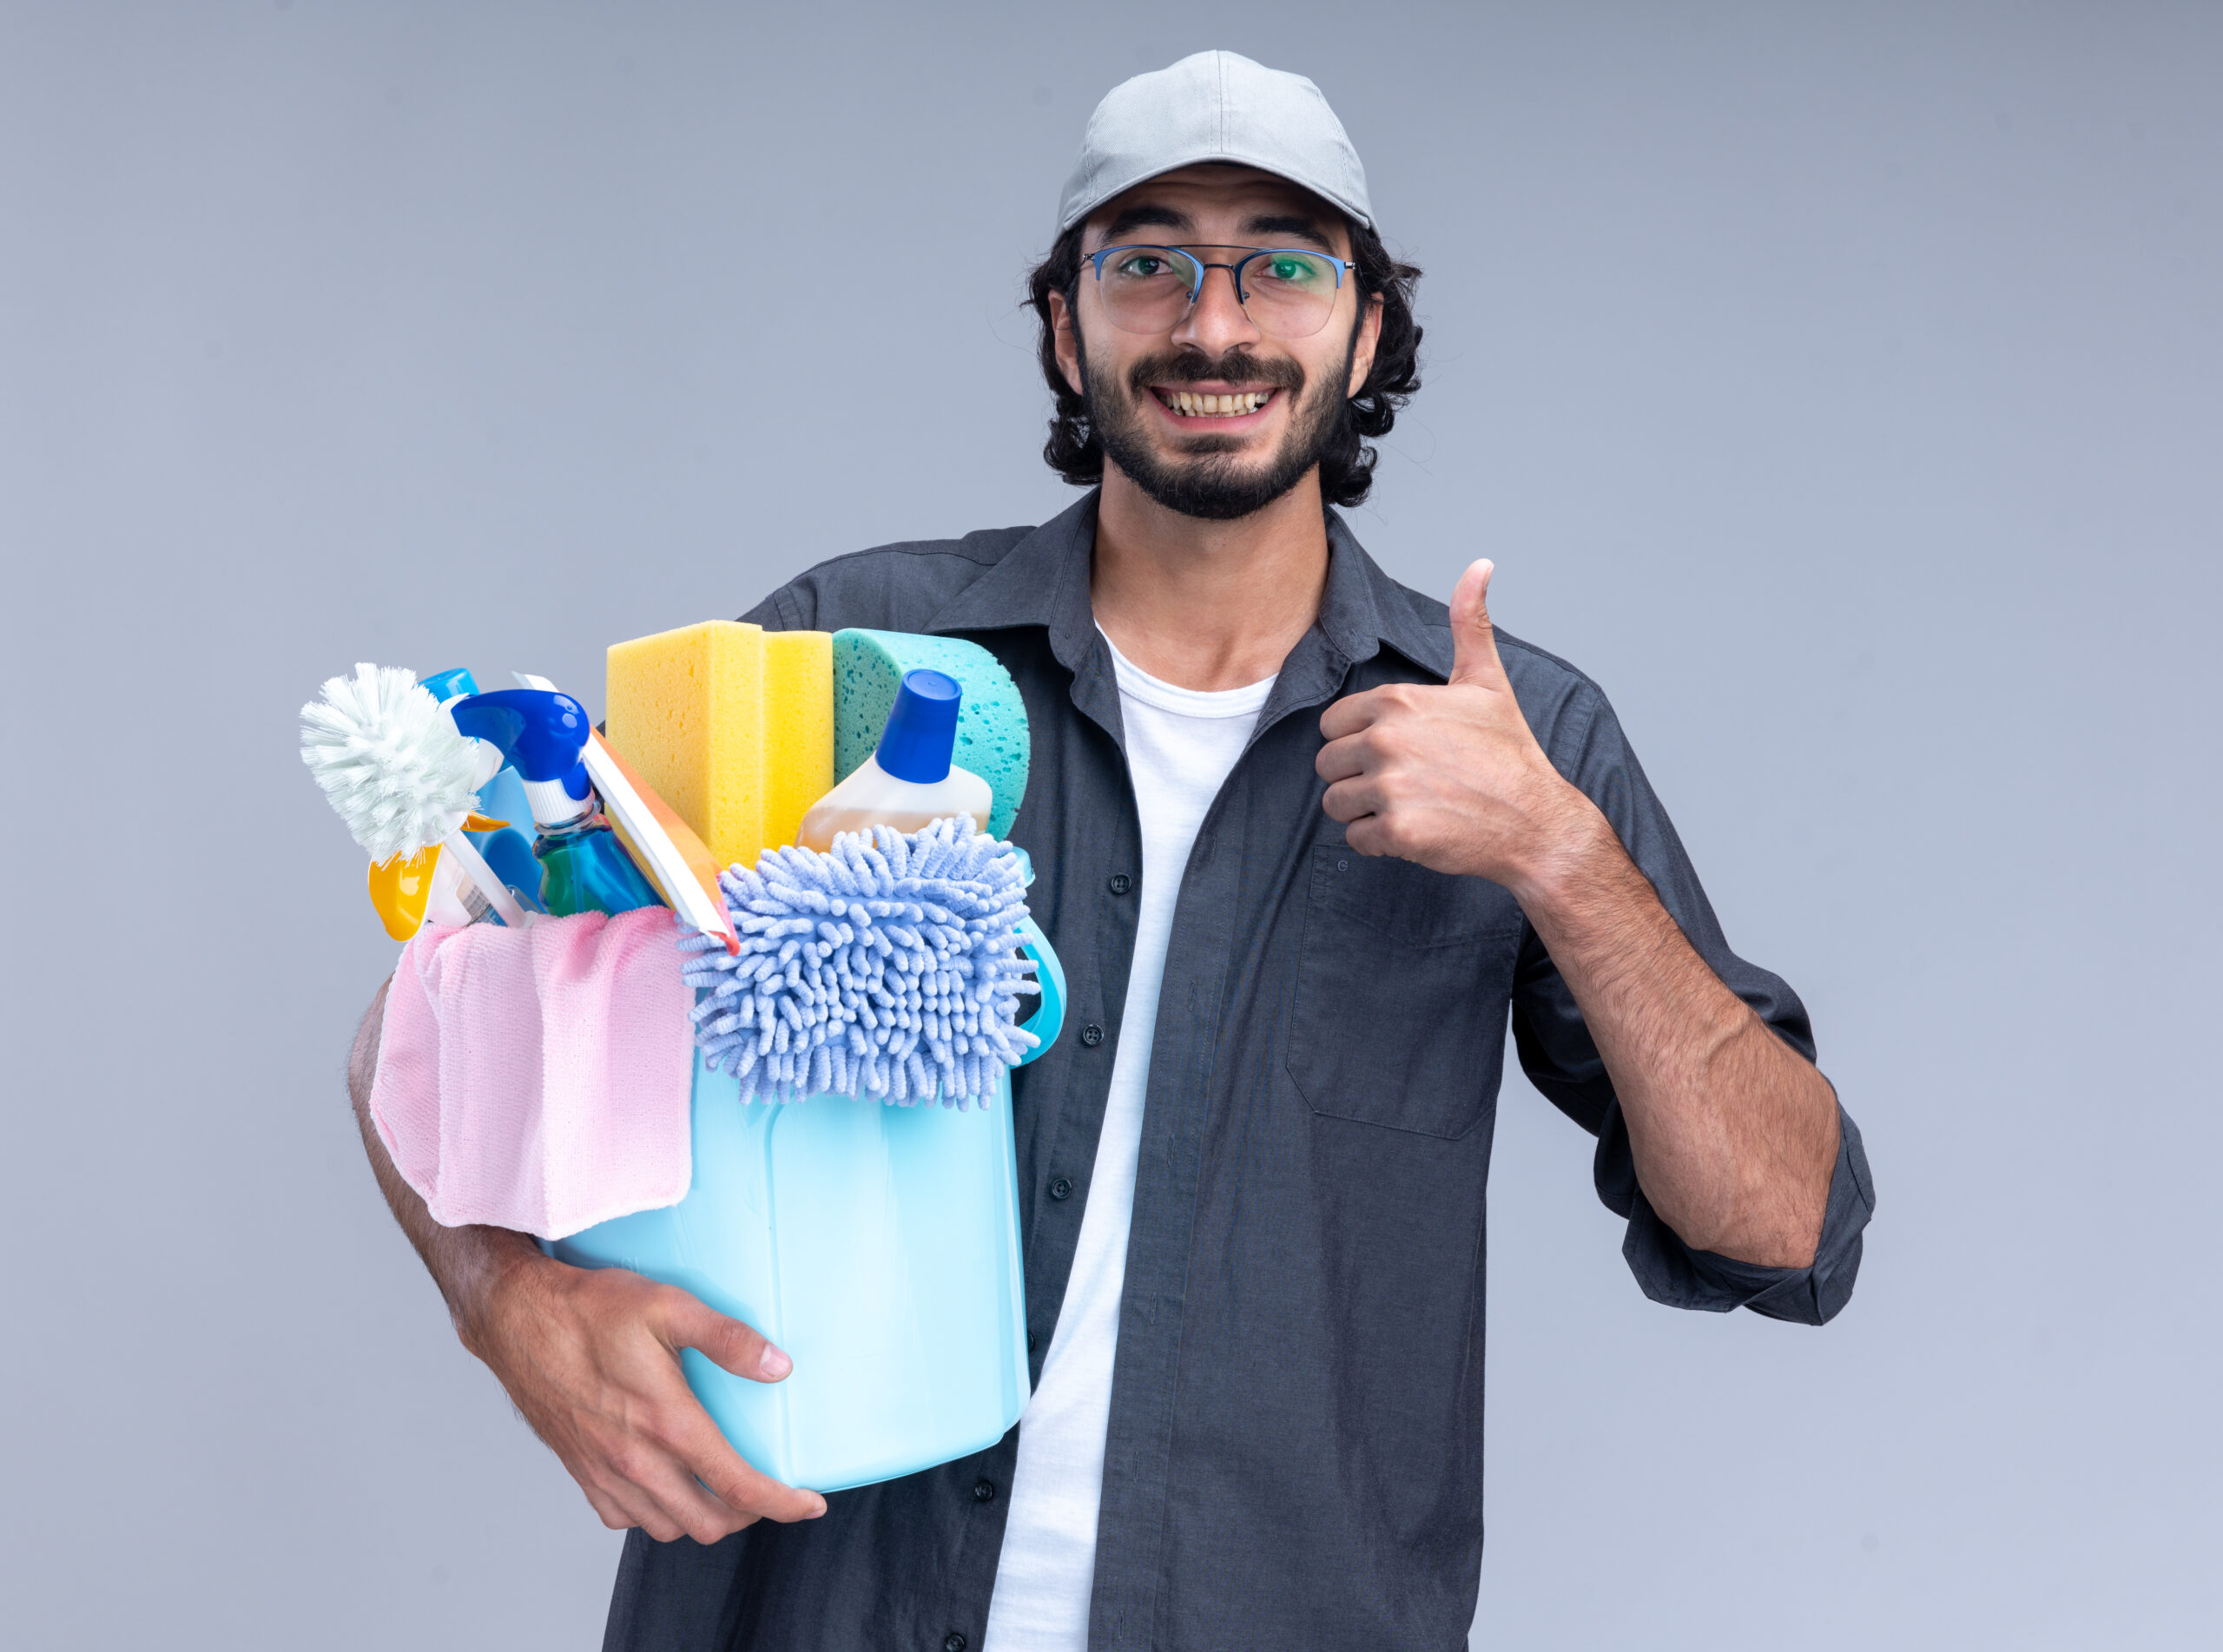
[833,629,1030,839]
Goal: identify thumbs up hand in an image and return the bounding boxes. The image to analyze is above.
[1316,559,1602,890]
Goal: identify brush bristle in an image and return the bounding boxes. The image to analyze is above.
[300,663,483,862]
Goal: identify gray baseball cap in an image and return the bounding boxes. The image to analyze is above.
[1056,50,1373,235]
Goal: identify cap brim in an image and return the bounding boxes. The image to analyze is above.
[1059,150,1373,234]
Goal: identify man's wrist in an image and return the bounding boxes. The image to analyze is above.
[1502,786,1626,923]
[442,1226,552,1360]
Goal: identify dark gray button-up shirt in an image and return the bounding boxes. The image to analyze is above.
[605,494,1874,1652]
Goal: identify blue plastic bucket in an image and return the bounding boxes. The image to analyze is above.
[551,916,1065,1491]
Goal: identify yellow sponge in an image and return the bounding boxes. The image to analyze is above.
[605,621,765,870]
[604,620,834,872]
[761,630,834,853]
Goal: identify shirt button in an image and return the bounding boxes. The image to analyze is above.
[973,1478,997,1503]
[1107,872,1132,896]
[1050,1176,1073,1201]
[943,1636,968,1652]
[1079,1023,1105,1047]
[1027,1330,1038,1353]
[1337,857,1350,872]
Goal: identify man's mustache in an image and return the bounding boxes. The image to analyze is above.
[1125,349,1306,395]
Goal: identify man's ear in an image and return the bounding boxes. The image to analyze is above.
[1346,293,1383,399]
[1048,288,1085,398]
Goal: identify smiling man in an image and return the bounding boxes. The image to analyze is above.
[349,48,1874,1652]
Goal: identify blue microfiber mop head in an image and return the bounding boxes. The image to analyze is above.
[677,817,1040,1108]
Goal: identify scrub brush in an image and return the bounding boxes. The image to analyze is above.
[300,662,530,930]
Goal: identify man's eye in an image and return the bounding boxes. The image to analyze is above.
[1116,254,1170,278]
[1263,256,1316,284]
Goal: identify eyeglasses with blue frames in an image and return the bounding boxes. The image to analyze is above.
[1083,244,1352,339]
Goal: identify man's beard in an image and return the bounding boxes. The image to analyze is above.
[1079,326,1353,522]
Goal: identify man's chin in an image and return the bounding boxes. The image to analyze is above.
[1124,455,1308,522]
[1131,429,1288,485]
[1093,387,1330,521]
[1158,431,1253,459]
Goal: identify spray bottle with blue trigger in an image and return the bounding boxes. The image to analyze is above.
[450,689,665,918]
[417,668,546,925]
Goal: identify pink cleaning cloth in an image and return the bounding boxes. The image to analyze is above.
[369,906,696,1241]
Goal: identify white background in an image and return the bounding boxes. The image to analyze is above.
[3,3,2216,1646]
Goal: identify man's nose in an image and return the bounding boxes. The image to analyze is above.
[1171,263,1261,356]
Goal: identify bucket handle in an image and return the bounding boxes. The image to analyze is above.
[1013,915,1065,1064]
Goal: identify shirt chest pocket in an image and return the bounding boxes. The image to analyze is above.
[1284,845,1525,1141]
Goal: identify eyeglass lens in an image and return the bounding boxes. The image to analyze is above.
[1093,247,1342,339]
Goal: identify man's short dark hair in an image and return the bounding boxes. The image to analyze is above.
[1025,219,1424,510]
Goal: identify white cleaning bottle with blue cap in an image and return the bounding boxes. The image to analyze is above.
[796,668,994,851]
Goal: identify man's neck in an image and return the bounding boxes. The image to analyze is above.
[1089,463,1329,692]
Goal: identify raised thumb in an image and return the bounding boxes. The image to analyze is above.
[1448,559,1503,687]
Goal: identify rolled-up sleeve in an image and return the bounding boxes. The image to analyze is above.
[1507,672,1875,1325]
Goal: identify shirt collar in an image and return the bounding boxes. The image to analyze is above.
[1320,509,1453,679]
[920,490,1454,734]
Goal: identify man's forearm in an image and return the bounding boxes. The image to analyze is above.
[347,980,546,1354]
[1509,809,1840,1268]
[345,979,823,1539]
[1314,561,1840,1268]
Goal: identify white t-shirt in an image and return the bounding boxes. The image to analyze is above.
[984,634,1277,1652]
